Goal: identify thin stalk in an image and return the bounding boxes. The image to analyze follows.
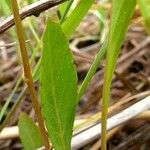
[11,0,50,149]
[60,0,74,23]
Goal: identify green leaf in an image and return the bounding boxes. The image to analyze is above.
[18,113,43,150]
[40,21,77,150]
[62,0,95,37]
[101,0,136,149]
[138,0,150,34]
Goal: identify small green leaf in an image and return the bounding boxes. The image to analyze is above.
[138,0,150,34]
[40,21,78,150]
[101,0,136,149]
[18,113,43,150]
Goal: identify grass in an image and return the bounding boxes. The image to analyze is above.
[101,1,136,149]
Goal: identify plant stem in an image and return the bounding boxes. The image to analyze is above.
[11,0,51,149]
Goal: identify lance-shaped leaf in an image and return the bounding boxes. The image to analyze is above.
[18,113,43,150]
[101,0,136,149]
[40,21,77,150]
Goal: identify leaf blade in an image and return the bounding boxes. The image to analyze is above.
[40,21,77,150]
[101,0,136,149]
